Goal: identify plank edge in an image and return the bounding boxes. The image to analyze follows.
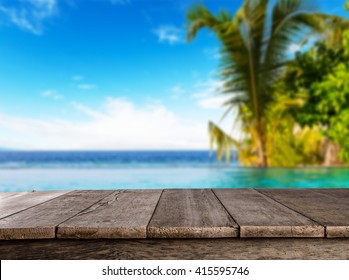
[240,225,325,238]
[147,226,239,238]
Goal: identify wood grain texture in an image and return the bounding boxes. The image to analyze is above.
[258,189,349,238]
[148,189,238,238]
[0,191,70,219]
[1,189,347,240]
[57,190,162,239]
[0,192,27,200]
[0,190,113,240]
[316,189,349,199]
[0,238,348,260]
[213,189,324,238]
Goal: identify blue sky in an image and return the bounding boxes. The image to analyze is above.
[0,0,348,150]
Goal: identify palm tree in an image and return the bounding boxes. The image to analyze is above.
[187,0,328,167]
[209,94,325,167]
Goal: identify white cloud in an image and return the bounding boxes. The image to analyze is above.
[0,0,58,35]
[153,25,183,45]
[0,98,208,150]
[288,43,302,54]
[190,79,229,109]
[197,97,227,109]
[72,75,84,81]
[288,36,319,55]
[170,85,185,99]
[42,89,63,100]
[78,84,96,90]
[71,102,105,119]
[0,0,133,34]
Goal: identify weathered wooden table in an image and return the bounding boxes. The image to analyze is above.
[0,189,348,259]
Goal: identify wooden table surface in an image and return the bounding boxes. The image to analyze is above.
[1,188,348,240]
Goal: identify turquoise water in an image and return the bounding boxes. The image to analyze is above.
[0,167,348,192]
[0,151,348,191]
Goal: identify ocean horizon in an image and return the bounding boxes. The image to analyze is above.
[0,150,237,169]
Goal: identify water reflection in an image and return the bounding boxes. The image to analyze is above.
[0,167,348,192]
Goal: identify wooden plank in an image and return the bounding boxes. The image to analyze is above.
[258,189,349,238]
[316,188,349,199]
[316,190,349,239]
[0,238,348,260]
[148,189,238,238]
[213,189,324,238]
[0,191,70,219]
[0,190,113,240]
[0,192,28,200]
[57,190,162,239]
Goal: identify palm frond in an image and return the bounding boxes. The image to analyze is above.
[209,121,240,164]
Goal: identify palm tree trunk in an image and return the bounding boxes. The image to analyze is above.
[256,123,268,167]
[323,139,342,166]
[260,139,268,167]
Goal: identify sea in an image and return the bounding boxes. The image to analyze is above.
[0,151,348,191]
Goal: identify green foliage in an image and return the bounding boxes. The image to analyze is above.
[264,93,324,167]
[283,44,347,126]
[187,0,327,167]
[312,61,349,162]
[187,0,349,167]
[281,31,349,163]
[209,103,324,167]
